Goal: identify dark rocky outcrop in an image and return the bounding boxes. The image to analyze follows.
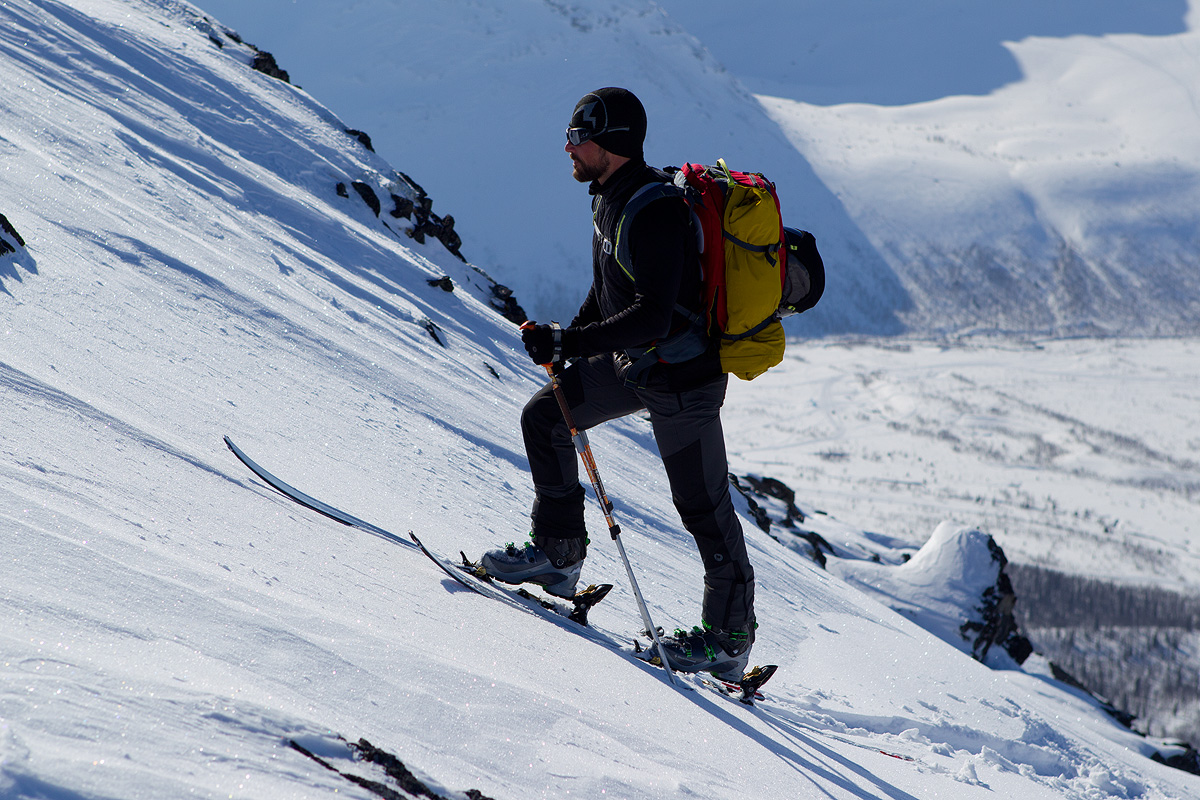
[289,736,497,800]
[250,50,290,83]
[0,212,25,255]
[728,473,831,566]
[345,128,375,152]
[488,283,527,325]
[352,180,381,217]
[959,535,1033,664]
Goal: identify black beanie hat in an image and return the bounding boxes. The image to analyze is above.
[570,87,647,160]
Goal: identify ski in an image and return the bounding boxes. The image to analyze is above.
[408,532,690,685]
[225,436,673,683]
[457,548,613,626]
[409,532,612,627]
[226,436,616,628]
[406,530,486,595]
[224,436,415,550]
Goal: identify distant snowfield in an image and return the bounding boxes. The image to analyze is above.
[2,1,1200,798]
[727,336,1200,589]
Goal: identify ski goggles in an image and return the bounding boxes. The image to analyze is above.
[565,125,630,146]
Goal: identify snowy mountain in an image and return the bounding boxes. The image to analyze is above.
[3,1,1200,798]
[192,0,1200,337]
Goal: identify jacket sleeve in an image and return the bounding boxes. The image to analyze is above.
[570,284,601,329]
[575,197,689,355]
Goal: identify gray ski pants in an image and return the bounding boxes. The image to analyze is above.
[521,353,755,633]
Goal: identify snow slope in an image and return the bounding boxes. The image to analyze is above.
[185,0,911,335]
[2,1,1199,798]
[655,0,1191,105]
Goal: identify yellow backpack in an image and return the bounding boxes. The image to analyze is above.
[610,160,824,382]
[695,160,787,379]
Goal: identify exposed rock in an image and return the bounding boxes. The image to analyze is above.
[0,212,26,254]
[409,212,464,261]
[336,166,527,324]
[899,523,1032,665]
[250,50,290,83]
[345,128,375,152]
[389,193,414,220]
[488,283,526,325]
[352,181,381,217]
[1152,743,1200,776]
[728,473,830,566]
[958,535,1033,664]
[423,318,445,348]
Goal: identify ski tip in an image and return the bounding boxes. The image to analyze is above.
[410,531,439,554]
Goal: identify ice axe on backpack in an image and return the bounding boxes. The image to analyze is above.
[520,321,680,687]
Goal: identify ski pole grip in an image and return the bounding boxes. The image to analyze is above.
[520,319,557,371]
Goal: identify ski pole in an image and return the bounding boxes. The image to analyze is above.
[522,322,679,687]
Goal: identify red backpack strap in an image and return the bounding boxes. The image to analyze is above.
[679,163,729,332]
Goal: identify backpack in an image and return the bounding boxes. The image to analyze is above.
[610,159,824,382]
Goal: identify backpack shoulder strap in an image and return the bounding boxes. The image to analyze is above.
[610,181,688,281]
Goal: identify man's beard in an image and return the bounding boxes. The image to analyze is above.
[572,149,611,183]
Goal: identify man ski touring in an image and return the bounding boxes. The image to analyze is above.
[480,87,756,679]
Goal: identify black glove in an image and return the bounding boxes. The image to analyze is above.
[521,323,581,366]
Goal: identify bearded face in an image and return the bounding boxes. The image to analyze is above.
[568,140,612,184]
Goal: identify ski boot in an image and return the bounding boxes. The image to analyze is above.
[479,535,585,599]
[651,621,755,682]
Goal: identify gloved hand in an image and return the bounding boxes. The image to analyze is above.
[521,322,581,366]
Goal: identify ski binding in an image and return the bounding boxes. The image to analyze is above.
[459,552,612,626]
[631,640,778,705]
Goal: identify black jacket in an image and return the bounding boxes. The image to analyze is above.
[571,160,720,391]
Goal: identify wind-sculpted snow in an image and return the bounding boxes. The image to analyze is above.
[1,1,1199,797]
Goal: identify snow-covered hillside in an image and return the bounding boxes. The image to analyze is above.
[192,0,1200,337]
[722,336,1200,747]
[3,1,1199,798]
[184,0,912,335]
